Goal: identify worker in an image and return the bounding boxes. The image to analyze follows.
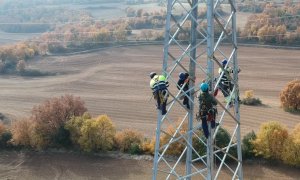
[218,59,240,105]
[197,82,218,138]
[149,72,169,115]
[177,72,190,109]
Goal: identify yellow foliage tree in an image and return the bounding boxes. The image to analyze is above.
[282,124,300,166]
[78,115,116,152]
[280,79,300,112]
[252,121,288,160]
[114,129,143,153]
[65,112,91,146]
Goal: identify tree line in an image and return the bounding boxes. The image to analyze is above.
[0,2,299,75]
[0,79,299,166]
[240,1,300,45]
[0,7,93,33]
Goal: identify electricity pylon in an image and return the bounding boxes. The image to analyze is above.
[152,0,243,179]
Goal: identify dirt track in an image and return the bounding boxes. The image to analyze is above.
[0,45,299,136]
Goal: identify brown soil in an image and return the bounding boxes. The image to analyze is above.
[0,151,299,180]
[0,45,299,136]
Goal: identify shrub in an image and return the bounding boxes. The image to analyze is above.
[252,121,288,160]
[242,131,256,159]
[280,79,300,112]
[114,129,143,154]
[142,138,155,155]
[52,126,71,148]
[160,122,188,156]
[0,122,5,135]
[282,124,300,166]
[65,112,91,147]
[241,90,262,106]
[0,123,12,148]
[78,115,116,152]
[192,131,206,157]
[129,143,142,155]
[20,69,54,77]
[30,94,87,149]
[16,60,26,72]
[0,131,12,149]
[11,119,32,147]
[0,61,4,73]
[245,90,254,99]
[215,127,237,161]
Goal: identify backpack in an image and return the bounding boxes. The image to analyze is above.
[199,93,216,121]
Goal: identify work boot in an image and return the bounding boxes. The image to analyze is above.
[186,103,190,110]
[215,122,219,128]
[161,109,167,115]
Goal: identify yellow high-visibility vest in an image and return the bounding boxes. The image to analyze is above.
[150,75,167,90]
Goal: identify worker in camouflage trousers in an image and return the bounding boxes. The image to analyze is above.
[149,72,169,115]
[198,82,218,138]
[177,72,190,109]
[218,59,234,103]
[218,59,241,105]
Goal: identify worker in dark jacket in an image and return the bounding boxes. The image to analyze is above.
[218,59,241,105]
[198,82,218,138]
[218,59,233,102]
[177,72,190,109]
[149,72,169,115]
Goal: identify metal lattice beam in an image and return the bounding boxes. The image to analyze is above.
[153,0,243,179]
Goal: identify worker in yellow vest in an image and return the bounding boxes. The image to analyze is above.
[149,72,169,115]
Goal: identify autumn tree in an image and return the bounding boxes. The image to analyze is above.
[280,79,300,112]
[282,123,300,166]
[0,122,12,148]
[16,60,26,73]
[0,61,4,73]
[136,9,143,17]
[78,115,116,152]
[30,94,87,149]
[114,129,144,154]
[65,112,91,147]
[160,120,188,156]
[0,122,5,137]
[11,119,33,147]
[241,2,300,45]
[252,121,288,160]
[125,7,136,17]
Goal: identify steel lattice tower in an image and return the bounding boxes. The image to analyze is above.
[152,0,243,179]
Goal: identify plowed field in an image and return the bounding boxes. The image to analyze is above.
[1,45,299,136]
[0,45,300,179]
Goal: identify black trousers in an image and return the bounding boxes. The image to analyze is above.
[183,91,190,109]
